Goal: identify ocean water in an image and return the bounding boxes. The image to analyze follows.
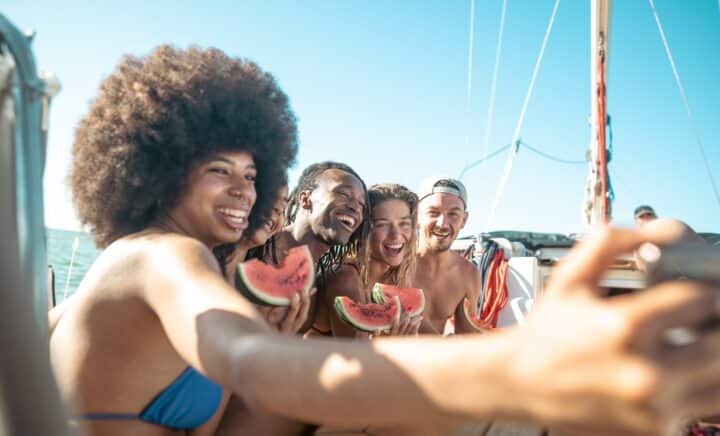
[47,227,101,304]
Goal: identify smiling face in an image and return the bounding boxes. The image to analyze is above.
[370,199,414,267]
[168,151,257,247]
[247,184,289,247]
[302,169,366,246]
[417,192,468,252]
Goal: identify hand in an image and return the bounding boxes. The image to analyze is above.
[508,226,720,436]
[257,287,314,334]
[375,313,423,337]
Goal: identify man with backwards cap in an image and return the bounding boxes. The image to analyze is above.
[634,204,657,226]
[413,176,485,334]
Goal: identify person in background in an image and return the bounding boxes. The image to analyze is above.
[634,204,658,226]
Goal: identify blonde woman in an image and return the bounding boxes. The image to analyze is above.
[313,183,422,338]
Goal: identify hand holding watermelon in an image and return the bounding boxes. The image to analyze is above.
[236,245,314,306]
[257,287,315,334]
[374,312,423,337]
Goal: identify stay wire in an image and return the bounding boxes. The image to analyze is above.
[648,0,720,209]
[520,141,586,165]
[479,0,508,176]
[486,0,562,229]
[459,144,512,179]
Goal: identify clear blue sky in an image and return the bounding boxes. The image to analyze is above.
[5,1,720,235]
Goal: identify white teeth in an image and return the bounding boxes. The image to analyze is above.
[385,243,403,249]
[337,214,357,228]
[218,208,248,219]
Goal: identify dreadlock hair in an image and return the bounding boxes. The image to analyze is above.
[285,162,371,283]
[359,183,419,291]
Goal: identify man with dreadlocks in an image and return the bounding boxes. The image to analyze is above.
[271,161,371,335]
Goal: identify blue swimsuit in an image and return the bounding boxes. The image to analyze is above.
[81,367,223,430]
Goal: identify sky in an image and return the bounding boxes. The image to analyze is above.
[4,0,720,236]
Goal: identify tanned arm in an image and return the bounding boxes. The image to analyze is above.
[141,230,720,435]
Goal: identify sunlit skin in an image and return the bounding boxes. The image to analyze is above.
[275,169,366,264]
[48,195,720,436]
[163,151,257,247]
[314,198,422,342]
[218,183,310,337]
[248,185,289,248]
[413,192,483,335]
[367,199,423,336]
[417,193,468,254]
[369,199,414,269]
[216,183,312,436]
[224,185,289,284]
[218,169,368,435]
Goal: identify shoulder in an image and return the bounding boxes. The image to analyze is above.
[140,232,219,271]
[448,251,482,294]
[450,251,481,278]
[323,264,365,301]
[100,232,221,290]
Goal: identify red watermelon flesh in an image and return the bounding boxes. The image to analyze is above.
[371,283,425,317]
[236,245,314,306]
[334,296,401,333]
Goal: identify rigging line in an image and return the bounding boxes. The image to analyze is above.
[520,141,586,165]
[648,0,720,208]
[458,144,512,179]
[463,0,477,150]
[485,0,562,229]
[479,0,508,176]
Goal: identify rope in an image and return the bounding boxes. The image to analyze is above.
[479,0,508,176]
[648,0,720,209]
[485,0,561,229]
[521,141,586,165]
[478,251,509,329]
[458,143,511,179]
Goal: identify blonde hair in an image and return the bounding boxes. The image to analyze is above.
[358,183,419,291]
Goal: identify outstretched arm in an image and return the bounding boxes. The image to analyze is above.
[143,230,720,434]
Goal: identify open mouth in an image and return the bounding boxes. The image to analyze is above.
[218,207,249,232]
[336,213,358,232]
[431,229,451,239]
[383,242,404,256]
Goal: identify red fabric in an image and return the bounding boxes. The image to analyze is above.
[476,251,509,329]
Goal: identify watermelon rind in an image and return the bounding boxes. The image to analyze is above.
[334,296,401,333]
[370,283,425,318]
[461,297,485,332]
[236,245,314,306]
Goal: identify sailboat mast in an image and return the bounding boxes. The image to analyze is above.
[587,0,612,225]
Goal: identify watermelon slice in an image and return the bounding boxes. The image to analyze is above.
[370,283,425,317]
[459,297,486,332]
[334,296,401,333]
[236,245,314,306]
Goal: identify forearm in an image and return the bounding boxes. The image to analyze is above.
[228,332,522,429]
